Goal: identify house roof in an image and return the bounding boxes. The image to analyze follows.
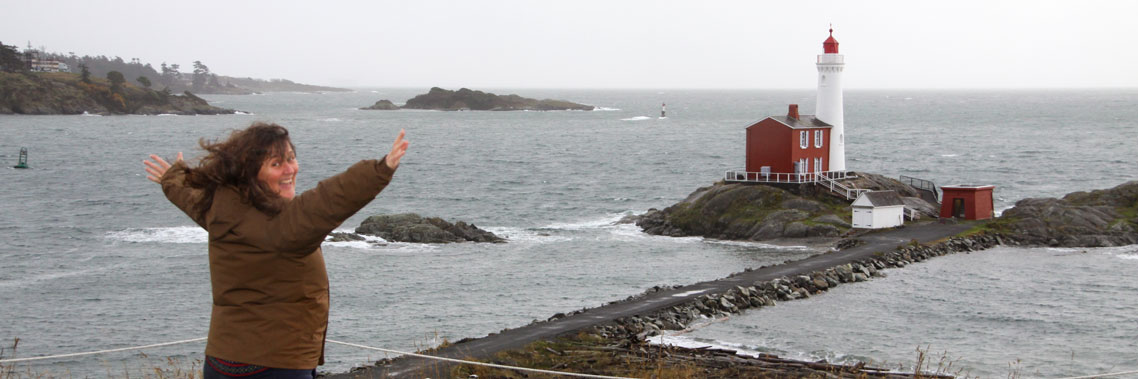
[852,190,906,207]
[748,115,833,130]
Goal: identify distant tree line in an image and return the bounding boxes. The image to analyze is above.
[38,52,233,93]
[0,41,27,72]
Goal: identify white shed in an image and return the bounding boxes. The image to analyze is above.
[851,190,906,229]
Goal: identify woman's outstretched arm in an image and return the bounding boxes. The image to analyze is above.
[273,129,410,254]
[144,152,206,228]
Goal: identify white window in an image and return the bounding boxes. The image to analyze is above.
[815,130,823,148]
[800,131,808,149]
[815,157,823,173]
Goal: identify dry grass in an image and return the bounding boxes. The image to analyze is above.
[0,338,201,379]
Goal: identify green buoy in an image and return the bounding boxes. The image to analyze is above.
[13,147,29,169]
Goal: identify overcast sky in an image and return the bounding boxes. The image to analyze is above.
[3,0,1136,89]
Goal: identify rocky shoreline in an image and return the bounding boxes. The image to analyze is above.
[997,181,1138,247]
[0,72,235,115]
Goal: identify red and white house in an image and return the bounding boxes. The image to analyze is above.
[743,104,832,178]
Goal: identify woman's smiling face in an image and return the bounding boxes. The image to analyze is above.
[257,145,298,200]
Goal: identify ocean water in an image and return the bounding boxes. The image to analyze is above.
[1,88,1136,377]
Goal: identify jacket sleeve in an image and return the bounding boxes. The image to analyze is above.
[160,161,207,229]
[272,158,396,255]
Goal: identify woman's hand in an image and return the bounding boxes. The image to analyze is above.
[385,129,409,169]
[143,152,183,183]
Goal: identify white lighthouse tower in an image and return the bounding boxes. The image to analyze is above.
[816,27,846,172]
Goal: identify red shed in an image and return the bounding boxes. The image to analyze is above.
[939,185,995,220]
[745,104,832,175]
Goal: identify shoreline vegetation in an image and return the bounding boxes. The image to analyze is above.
[0,71,234,115]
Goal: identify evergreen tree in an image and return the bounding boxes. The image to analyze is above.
[79,63,91,83]
[0,41,25,72]
[191,60,210,91]
[136,75,152,88]
[106,71,125,90]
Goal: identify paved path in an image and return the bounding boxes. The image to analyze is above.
[328,221,976,379]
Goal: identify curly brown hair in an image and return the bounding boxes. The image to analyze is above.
[182,122,296,219]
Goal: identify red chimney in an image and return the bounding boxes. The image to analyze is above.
[787,104,799,120]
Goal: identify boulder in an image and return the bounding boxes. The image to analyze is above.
[327,232,365,242]
[355,213,505,243]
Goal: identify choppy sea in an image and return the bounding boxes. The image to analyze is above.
[1,88,1136,377]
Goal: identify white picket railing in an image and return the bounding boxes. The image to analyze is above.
[724,170,866,201]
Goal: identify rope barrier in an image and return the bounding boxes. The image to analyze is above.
[1056,369,1138,379]
[0,337,207,364]
[325,339,634,379]
[4,335,1133,379]
[0,337,631,378]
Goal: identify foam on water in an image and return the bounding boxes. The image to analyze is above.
[541,212,630,230]
[593,107,621,111]
[621,116,651,121]
[483,226,573,244]
[106,226,206,244]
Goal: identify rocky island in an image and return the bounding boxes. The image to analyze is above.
[633,172,939,242]
[328,213,504,244]
[360,87,595,111]
[0,71,234,115]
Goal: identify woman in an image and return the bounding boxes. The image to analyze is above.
[143,122,409,378]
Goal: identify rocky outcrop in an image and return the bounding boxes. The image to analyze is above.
[635,183,844,240]
[999,181,1138,247]
[354,213,505,243]
[634,176,938,241]
[0,72,234,115]
[400,87,595,111]
[360,99,399,110]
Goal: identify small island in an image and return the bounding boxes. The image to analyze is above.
[0,71,234,115]
[360,87,595,111]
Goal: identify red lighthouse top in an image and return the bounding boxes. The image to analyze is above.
[823,27,839,54]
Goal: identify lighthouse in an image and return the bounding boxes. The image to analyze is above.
[816,27,846,172]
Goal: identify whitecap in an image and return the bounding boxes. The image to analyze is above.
[323,230,389,249]
[106,226,206,244]
[621,116,651,121]
[234,111,254,115]
[156,113,178,117]
[542,212,630,230]
[593,107,621,111]
[484,226,572,243]
[321,118,342,122]
[81,111,101,116]
[940,154,959,157]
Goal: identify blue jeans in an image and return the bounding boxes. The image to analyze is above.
[203,356,316,379]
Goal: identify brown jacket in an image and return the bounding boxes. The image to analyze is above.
[162,159,395,369]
